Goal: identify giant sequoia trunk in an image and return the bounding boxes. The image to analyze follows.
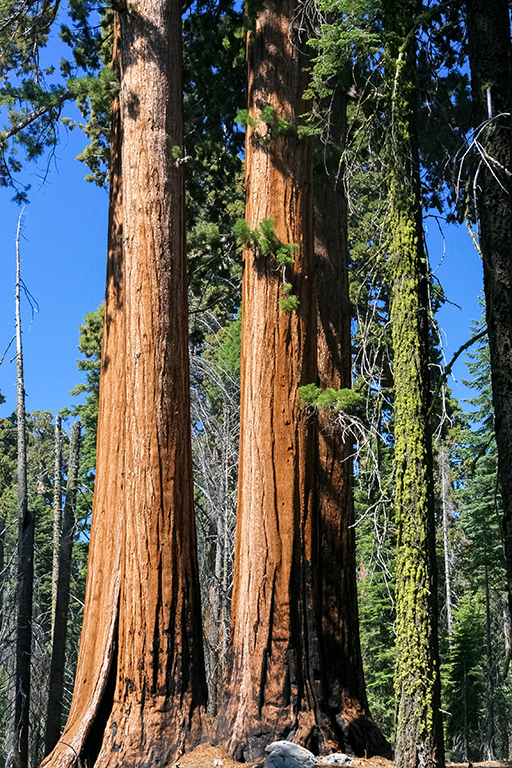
[314,92,390,758]
[465,0,512,623]
[42,8,206,768]
[222,3,387,760]
[382,2,444,767]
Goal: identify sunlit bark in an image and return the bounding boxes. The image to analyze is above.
[42,7,206,766]
[222,4,388,760]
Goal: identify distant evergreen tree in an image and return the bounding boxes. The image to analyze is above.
[443,311,512,760]
[444,592,487,761]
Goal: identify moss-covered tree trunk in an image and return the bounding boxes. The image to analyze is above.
[382,2,444,767]
[465,0,512,622]
[221,3,387,760]
[314,89,390,758]
[42,7,206,767]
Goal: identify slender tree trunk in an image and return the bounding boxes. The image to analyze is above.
[462,660,468,762]
[465,0,512,624]
[222,3,386,760]
[51,414,62,635]
[207,521,222,718]
[44,421,81,756]
[14,212,34,768]
[0,516,4,636]
[42,7,206,765]
[314,88,390,758]
[484,565,495,761]
[204,515,221,718]
[382,2,444,767]
[440,445,453,640]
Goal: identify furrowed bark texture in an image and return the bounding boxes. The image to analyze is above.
[222,3,387,760]
[42,6,206,766]
[314,92,390,759]
[383,2,444,767]
[222,5,318,757]
[465,0,512,622]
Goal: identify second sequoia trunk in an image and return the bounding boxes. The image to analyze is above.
[314,89,390,759]
[222,2,387,760]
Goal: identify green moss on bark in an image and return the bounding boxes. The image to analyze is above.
[383,1,444,766]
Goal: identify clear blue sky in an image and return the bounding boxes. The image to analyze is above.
[427,215,484,403]
[0,115,108,419]
[0,147,484,420]
[0,21,485,422]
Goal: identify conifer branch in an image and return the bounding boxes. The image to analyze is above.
[0,91,74,143]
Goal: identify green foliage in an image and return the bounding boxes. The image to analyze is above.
[302,0,382,145]
[456,313,504,586]
[184,0,245,334]
[439,309,512,760]
[0,415,16,504]
[298,383,362,411]
[0,0,112,198]
[357,509,397,742]
[211,315,242,380]
[63,304,103,482]
[232,217,257,249]
[278,293,300,313]
[70,65,119,185]
[232,217,298,265]
[242,0,264,29]
[443,593,487,761]
[235,108,256,130]
[278,282,299,312]
[259,105,294,135]
[237,104,295,146]
[233,217,301,313]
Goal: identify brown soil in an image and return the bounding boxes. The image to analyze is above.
[171,744,512,768]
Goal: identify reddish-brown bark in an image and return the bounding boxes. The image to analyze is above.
[221,4,388,761]
[314,96,390,758]
[42,6,206,767]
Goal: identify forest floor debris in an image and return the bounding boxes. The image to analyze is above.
[173,744,512,768]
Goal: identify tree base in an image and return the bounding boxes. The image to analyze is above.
[220,708,391,763]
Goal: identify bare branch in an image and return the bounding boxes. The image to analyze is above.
[428,327,488,416]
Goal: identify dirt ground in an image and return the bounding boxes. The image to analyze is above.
[174,744,512,768]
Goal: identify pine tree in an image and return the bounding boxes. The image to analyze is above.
[444,318,512,761]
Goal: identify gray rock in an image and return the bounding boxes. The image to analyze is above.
[265,741,319,768]
[321,755,353,766]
